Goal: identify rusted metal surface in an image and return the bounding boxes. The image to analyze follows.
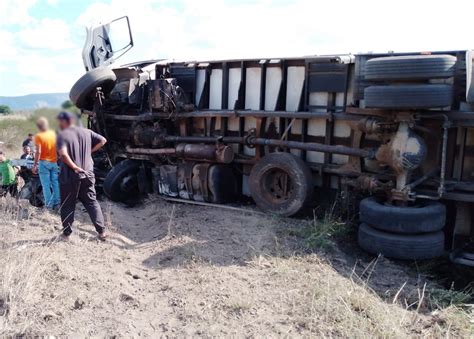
[125,147,176,155]
[175,144,234,164]
[375,123,427,175]
[249,137,375,158]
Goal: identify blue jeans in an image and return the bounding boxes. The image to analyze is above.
[38,160,60,209]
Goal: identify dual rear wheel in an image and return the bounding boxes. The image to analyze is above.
[363,54,456,109]
[358,197,446,260]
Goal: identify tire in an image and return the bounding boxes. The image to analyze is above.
[364,84,453,109]
[103,160,140,202]
[19,179,44,207]
[69,67,117,110]
[365,55,457,81]
[249,152,313,216]
[358,223,445,260]
[359,197,446,234]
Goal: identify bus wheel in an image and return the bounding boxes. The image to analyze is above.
[249,152,313,217]
[103,160,140,202]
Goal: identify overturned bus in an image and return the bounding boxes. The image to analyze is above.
[70,16,474,265]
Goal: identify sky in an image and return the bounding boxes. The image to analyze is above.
[0,0,473,97]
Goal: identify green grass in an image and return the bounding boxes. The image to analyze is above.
[282,207,350,250]
[429,285,474,308]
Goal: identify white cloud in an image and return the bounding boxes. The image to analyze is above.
[0,0,37,27]
[77,0,474,64]
[2,0,474,96]
[18,18,74,51]
[0,30,17,59]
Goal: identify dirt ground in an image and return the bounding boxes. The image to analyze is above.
[0,195,472,337]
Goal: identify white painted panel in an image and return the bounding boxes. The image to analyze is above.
[194,118,205,136]
[336,92,345,107]
[346,64,355,106]
[334,120,351,138]
[289,119,302,157]
[209,69,223,109]
[195,69,206,105]
[228,68,241,109]
[291,119,303,134]
[245,67,261,110]
[265,68,282,111]
[286,66,305,111]
[332,120,351,164]
[215,117,221,131]
[333,154,349,164]
[309,92,329,113]
[228,117,239,132]
[307,118,326,163]
[308,118,326,136]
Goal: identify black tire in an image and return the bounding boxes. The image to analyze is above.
[364,84,452,109]
[103,160,140,202]
[19,179,44,207]
[359,197,446,234]
[358,223,445,260]
[69,67,117,110]
[365,55,456,81]
[249,152,313,216]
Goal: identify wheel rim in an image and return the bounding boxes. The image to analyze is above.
[260,167,295,204]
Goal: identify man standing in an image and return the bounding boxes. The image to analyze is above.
[56,112,108,241]
[32,117,60,210]
[0,151,18,197]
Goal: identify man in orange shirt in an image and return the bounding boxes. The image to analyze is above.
[32,117,60,210]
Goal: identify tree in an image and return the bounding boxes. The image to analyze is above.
[61,100,74,109]
[0,105,12,115]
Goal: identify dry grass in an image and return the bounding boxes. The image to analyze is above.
[246,254,473,338]
[0,196,472,337]
[0,197,61,336]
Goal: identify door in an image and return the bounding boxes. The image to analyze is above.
[82,16,133,71]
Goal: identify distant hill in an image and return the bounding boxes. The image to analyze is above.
[0,93,69,111]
